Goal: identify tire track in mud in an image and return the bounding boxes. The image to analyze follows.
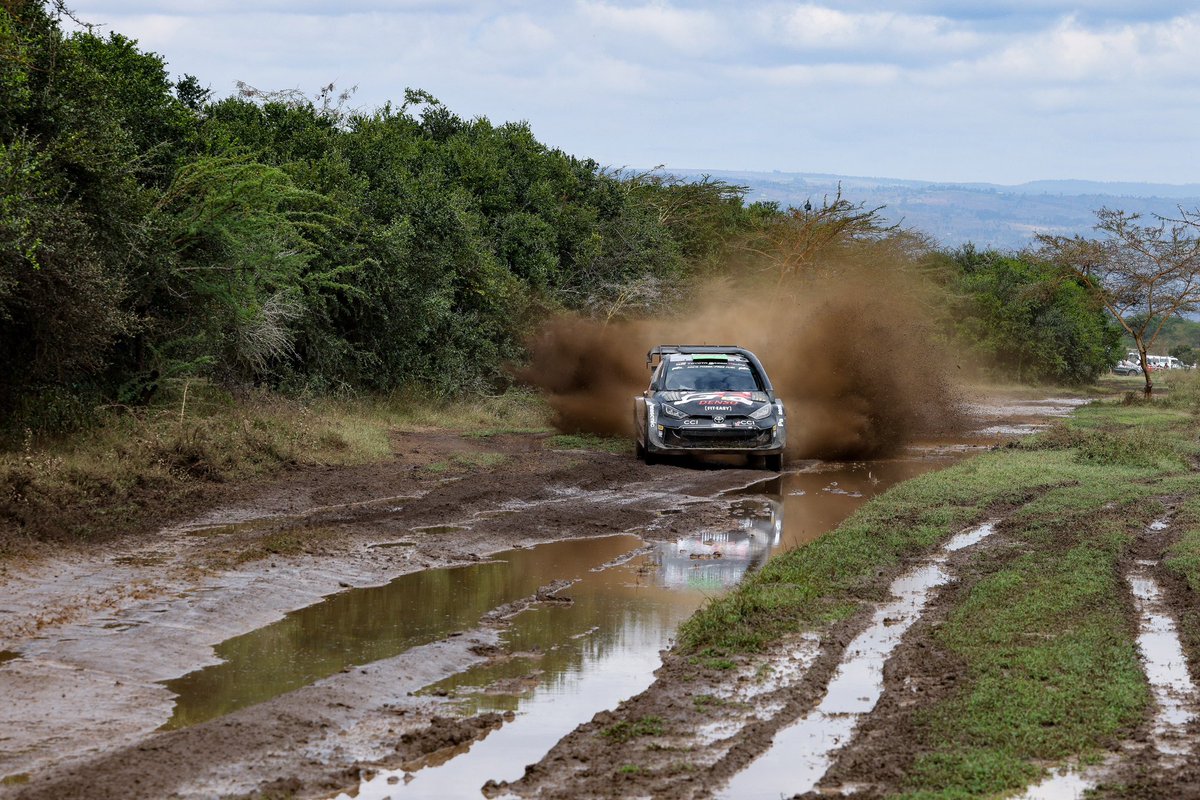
[489,520,1001,800]
[718,521,998,799]
[1067,507,1200,800]
[810,501,1200,800]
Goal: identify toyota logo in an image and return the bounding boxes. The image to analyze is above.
[713,415,725,423]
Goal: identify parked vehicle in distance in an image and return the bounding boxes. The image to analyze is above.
[1113,360,1143,376]
[1124,352,1188,371]
[634,345,786,470]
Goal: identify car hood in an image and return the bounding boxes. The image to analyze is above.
[657,391,769,415]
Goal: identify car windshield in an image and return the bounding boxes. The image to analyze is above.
[662,360,761,391]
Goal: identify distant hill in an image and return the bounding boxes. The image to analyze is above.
[667,169,1200,251]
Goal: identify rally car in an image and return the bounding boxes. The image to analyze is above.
[634,345,786,470]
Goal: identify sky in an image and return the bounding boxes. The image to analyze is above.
[65,1,1200,185]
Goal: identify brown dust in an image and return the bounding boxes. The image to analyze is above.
[521,273,965,460]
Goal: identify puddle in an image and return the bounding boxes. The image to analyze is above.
[160,454,944,740]
[160,535,644,729]
[719,521,998,799]
[1126,569,1198,754]
[337,532,771,799]
[1018,766,1097,799]
[735,455,959,552]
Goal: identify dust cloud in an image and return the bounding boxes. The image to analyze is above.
[521,270,965,461]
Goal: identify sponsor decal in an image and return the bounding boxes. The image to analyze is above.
[704,406,733,412]
[679,392,757,407]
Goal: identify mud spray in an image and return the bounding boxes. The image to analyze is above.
[522,266,965,461]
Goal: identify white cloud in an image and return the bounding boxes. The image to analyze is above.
[58,1,1200,183]
[759,4,983,56]
[577,1,722,54]
[738,62,901,87]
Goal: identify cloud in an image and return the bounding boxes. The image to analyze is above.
[760,4,983,56]
[577,1,723,54]
[932,12,1200,86]
[59,1,1200,184]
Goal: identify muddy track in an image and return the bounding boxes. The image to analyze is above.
[0,431,770,799]
[0,396,1098,799]
[492,486,1200,800]
[490,517,1008,800]
[1093,502,1200,799]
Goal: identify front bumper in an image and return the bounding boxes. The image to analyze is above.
[647,416,785,455]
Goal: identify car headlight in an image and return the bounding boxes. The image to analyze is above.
[660,402,687,419]
[749,403,774,420]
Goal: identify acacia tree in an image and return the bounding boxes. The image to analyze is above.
[1037,208,1200,397]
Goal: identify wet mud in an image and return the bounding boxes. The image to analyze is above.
[0,396,1080,799]
[1089,507,1200,800]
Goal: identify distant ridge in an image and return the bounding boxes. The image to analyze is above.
[663,169,1200,250]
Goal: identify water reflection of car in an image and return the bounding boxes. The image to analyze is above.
[655,499,781,590]
[634,345,786,470]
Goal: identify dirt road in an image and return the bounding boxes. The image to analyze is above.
[0,399,1087,799]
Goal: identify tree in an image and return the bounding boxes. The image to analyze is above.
[1037,208,1200,396]
[948,247,1121,384]
[1170,344,1197,368]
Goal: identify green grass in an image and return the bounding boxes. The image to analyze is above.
[601,716,666,743]
[1164,493,1200,593]
[677,395,1200,797]
[901,518,1150,798]
[546,433,629,454]
[678,448,1091,653]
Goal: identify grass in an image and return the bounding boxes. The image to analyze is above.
[0,383,552,553]
[900,499,1153,798]
[546,433,629,454]
[677,394,1200,797]
[677,448,1092,653]
[601,716,666,743]
[424,452,509,473]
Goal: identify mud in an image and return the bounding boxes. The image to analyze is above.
[0,395,1076,799]
[1091,506,1200,799]
[0,431,761,799]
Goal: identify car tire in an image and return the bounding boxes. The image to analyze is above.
[763,454,783,471]
[635,438,646,461]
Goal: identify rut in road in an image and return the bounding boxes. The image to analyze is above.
[488,518,1004,800]
[718,521,998,799]
[1047,508,1200,800]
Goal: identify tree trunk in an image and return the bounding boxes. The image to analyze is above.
[1138,345,1153,398]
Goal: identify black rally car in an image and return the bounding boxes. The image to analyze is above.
[634,345,786,470]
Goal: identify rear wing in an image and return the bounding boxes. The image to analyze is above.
[646,345,776,393]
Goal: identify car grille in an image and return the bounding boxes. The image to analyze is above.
[663,427,771,449]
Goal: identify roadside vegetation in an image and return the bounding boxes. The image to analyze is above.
[0,385,549,554]
[678,381,1200,796]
